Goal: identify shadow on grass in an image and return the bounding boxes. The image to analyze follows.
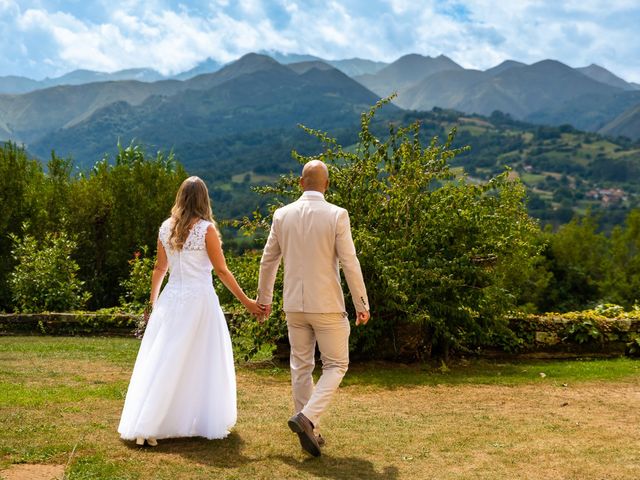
[337,357,640,389]
[122,432,253,468]
[273,454,399,480]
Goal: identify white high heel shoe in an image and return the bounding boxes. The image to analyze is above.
[147,437,158,447]
[135,437,144,446]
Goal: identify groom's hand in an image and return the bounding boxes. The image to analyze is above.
[257,304,271,323]
[355,310,370,326]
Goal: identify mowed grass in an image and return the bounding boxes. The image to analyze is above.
[1,337,639,480]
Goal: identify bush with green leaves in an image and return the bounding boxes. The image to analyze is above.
[9,229,90,313]
[119,246,156,312]
[605,210,640,308]
[562,319,604,344]
[214,250,286,361]
[538,213,610,312]
[242,98,542,360]
[626,336,640,357]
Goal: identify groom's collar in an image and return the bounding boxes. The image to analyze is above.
[300,190,325,200]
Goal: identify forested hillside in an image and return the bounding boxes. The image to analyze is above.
[191,108,640,229]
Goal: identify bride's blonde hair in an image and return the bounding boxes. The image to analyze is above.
[169,176,220,250]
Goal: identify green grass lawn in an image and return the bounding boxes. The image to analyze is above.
[1,336,639,479]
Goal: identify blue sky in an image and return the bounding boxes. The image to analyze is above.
[1,0,639,82]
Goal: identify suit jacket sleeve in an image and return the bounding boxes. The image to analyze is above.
[257,214,282,305]
[335,209,369,312]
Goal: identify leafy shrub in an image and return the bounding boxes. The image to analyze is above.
[562,319,603,344]
[9,229,90,312]
[592,303,626,318]
[214,250,286,361]
[625,336,640,357]
[119,246,155,312]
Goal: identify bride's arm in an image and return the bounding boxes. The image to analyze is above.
[150,239,169,306]
[205,224,264,315]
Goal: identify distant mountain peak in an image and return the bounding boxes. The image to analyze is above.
[354,52,463,97]
[398,53,428,60]
[236,52,279,65]
[530,59,571,69]
[577,63,636,90]
[217,52,283,77]
[495,60,525,68]
[258,50,322,64]
[183,52,291,90]
[485,60,526,76]
[391,53,462,70]
[173,57,222,81]
[287,60,334,75]
[514,59,580,79]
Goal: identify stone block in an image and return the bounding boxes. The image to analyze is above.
[535,331,559,345]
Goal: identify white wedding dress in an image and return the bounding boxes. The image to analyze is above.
[118,218,237,441]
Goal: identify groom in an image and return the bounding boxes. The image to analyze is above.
[257,159,370,457]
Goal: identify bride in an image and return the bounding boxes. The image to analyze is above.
[118,176,264,446]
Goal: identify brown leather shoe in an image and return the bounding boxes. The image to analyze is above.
[288,413,321,457]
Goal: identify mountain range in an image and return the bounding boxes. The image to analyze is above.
[355,54,640,140]
[0,52,387,95]
[0,53,387,167]
[2,51,638,143]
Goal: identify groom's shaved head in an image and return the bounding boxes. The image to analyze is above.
[301,160,329,192]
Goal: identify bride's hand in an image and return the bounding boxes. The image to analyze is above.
[244,299,266,316]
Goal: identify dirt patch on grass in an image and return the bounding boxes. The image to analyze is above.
[2,357,127,388]
[0,464,65,480]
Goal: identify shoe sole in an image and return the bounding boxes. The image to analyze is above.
[288,419,321,457]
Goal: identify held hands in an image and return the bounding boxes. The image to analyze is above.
[355,310,370,326]
[245,299,267,317]
[256,303,272,324]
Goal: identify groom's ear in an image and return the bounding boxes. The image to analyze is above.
[299,177,305,190]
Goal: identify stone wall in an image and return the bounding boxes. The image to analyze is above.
[0,312,139,336]
[0,311,235,337]
[2,312,639,359]
[508,315,640,356]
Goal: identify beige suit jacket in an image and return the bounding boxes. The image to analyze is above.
[257,192,369,314]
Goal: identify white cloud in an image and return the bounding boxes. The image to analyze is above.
[0,0,18,14]
[0,0,638,82]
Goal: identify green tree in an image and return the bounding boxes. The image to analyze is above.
[245,99,542,360]
[40,154,74,235]
[540,213,610,311]
[66,143,187,307]
[605,209,640,307]
[0,143,47,310]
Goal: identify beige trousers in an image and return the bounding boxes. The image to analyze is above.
[286,312,350,427]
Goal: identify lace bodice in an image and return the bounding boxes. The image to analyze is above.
[159,218,210,251]
[158,218,214,296]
